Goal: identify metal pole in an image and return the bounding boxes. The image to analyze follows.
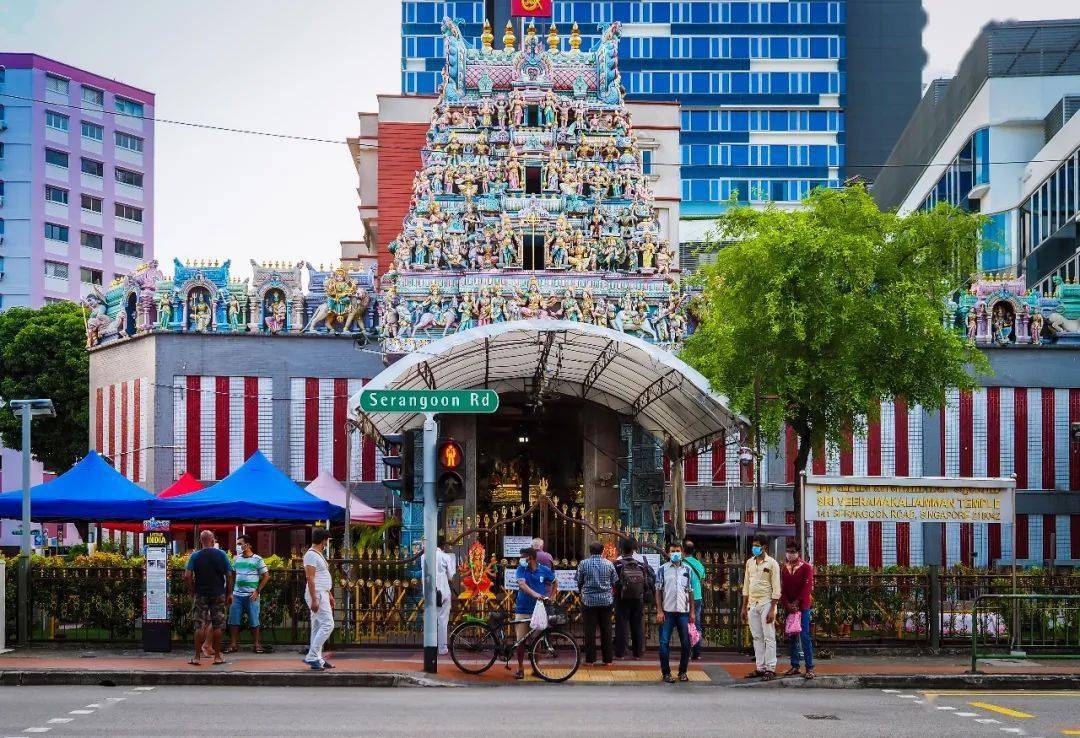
[17,407,32,646]
[422,412,439,674]
[1,558,7,653]
[928,564,940,652]
[344,424,354,560]
[754,383,762,533]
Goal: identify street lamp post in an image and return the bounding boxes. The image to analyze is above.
[9,398,55,646]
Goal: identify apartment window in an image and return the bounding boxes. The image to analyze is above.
[45,148,69,168]
[43,297,65,305]
[0,104,5,123]
[114,131,144,152]
[82,85,104,107]
[45,110,69,131]
[43,260,69,279]
[115,203,142,222]
[114,238,143,258]
[45,185,69,205]
[80,231,103,250]
[80,267,103,285]
[114,97,144,117]
[80,157,104,177]
[641,149,653,175]
[115,168,143,188]
[81,193,102,213]
[81,121,104,141]
[45,74,69,95]
[0,143,4,160]
[44,223,69,242]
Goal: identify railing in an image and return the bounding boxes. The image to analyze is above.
[970,594,1080,672]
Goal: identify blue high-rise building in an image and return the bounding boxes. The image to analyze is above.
[401,1,925,251]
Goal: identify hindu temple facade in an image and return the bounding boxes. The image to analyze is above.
[84,19,1080,567]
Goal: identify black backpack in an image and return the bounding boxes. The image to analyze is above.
[618,559,647,601]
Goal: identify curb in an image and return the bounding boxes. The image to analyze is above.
[0,670,449,688]
[730,673,1080,690]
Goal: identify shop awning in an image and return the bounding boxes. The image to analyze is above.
[305,470,385,525]
[150,452,344,523]
[349,320,745,454]
[0,451,156,522]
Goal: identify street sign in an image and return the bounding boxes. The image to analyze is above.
[359,389,499,414]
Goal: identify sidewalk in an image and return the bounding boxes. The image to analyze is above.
[1,647,1077,688]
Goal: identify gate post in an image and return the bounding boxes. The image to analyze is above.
[0,558,7,653]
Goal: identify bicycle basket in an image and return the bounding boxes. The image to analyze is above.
[544,602,569,626]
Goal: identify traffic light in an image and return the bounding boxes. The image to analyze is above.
[381,430,416,502]
[436,438,465,503]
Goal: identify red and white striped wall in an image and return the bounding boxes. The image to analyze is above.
[172,376,274,481]
[94,378,149,483]
[288,378,380,483]
[683,433,743,487]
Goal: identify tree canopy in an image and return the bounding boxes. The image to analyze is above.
[682,185,990,528]
[0,301,90,474]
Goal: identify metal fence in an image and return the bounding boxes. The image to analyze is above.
[7,559,1080,651]
[970,594,1080,672]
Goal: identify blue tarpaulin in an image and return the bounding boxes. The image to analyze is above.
[0,451,156,521]
[150,451,344,522]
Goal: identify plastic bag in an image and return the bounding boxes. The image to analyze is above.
[784,612,802,636]
[530,599,549,631]
[688,621,702,647]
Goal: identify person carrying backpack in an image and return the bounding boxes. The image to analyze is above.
[613,537,654,659]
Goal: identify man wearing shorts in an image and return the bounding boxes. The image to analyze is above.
[184,530,234,665]
[512,546,557,679]
[227,534,270,653]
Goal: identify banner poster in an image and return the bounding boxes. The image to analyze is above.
[511,0,553,18]
[502,535,534,559]
[803,475,1016,524]
[142,519,171,623]
[503,567,579,592]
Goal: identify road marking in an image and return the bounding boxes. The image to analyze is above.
[1001,729,1024,734]
[1061,731,1080,736]
[923,691,1080,697]
[23,730,50,734]
[937,706,957,711]
[970,702,1035,719]
[104,698,125,702]
[882,689,901,693]
[955,712,978,717]
[67,710,94,715]
[898,694,918,699]
[132,687,154,691]
[45,720,72,725]
[84,704,101,708]
[976,719,1002,724]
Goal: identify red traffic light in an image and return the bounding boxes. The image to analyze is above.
[439,440,463,470]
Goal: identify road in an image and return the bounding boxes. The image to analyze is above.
[0,686,1075,737]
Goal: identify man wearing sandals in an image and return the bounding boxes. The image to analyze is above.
[227,534,270,654]
[741,536,780,680]
[513,546,557,680]
[184,530,234,666]
[780,541,815,679]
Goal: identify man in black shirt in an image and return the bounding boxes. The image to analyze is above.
[613,537,654,660]
[183,530,234,665]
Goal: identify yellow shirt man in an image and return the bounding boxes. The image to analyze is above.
[742,553,781,604]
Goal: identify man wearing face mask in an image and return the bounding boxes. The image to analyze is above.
[780,542,814,679]
[227,535,269,654]
[654,544,695,683]
[513,546,557,680]
[741,536,781,680]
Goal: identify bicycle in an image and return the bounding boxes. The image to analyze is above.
[448,601,581,683]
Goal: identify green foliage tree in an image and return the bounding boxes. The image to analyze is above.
[682,185,990,533]
[0,301,90,473]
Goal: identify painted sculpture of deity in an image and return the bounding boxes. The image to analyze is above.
[189,293,212,333]
[264,292,287,333]
[304,268,369,334]
[155,291,173,330]
[227,293,244,331]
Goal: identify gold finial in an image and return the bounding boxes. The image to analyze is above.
[503,21,516,50]
[570,22,582,51]
[481,19,494,51]
[547,23,560,52]
[527,20,537,40]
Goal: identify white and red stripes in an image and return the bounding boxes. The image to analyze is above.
[172,376,273,480]
[288,378,380,483]
[94,378,148,483]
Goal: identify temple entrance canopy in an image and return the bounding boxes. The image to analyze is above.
[349,320,742,454]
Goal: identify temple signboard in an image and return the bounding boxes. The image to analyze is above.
[803,475,1015,524]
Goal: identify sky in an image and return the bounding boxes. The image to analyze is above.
[0,0,1077,278]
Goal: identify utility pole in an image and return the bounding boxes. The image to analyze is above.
[422,412,438,674]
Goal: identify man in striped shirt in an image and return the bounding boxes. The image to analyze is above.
[227,535,270,654]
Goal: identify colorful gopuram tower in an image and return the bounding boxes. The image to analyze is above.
[377,18,687,353]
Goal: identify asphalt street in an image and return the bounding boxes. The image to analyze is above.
[0,685,1077,737]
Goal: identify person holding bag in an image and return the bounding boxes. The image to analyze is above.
[779,541,815,679]
[513,546,558,680]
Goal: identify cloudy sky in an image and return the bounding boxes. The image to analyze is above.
[0,0,1076,276]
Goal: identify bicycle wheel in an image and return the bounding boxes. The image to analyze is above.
[530,628,580,683]
[448,621,498,675]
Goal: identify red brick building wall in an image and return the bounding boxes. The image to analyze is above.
[376,121,429,275]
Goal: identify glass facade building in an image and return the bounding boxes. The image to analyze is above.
[403,1,923,247]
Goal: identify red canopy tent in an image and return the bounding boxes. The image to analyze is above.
[101,472,206,533]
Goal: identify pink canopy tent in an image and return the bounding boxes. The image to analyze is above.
[305,470,385,525]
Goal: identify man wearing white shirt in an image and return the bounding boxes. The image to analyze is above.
[436,537,457,656]
[303,528,335,670]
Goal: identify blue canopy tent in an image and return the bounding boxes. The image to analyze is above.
[0,451,156,521]
[150,451,344,522]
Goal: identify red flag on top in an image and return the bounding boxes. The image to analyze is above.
[511,0,553,18]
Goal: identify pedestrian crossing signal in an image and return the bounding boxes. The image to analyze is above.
[439,439,463,470]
